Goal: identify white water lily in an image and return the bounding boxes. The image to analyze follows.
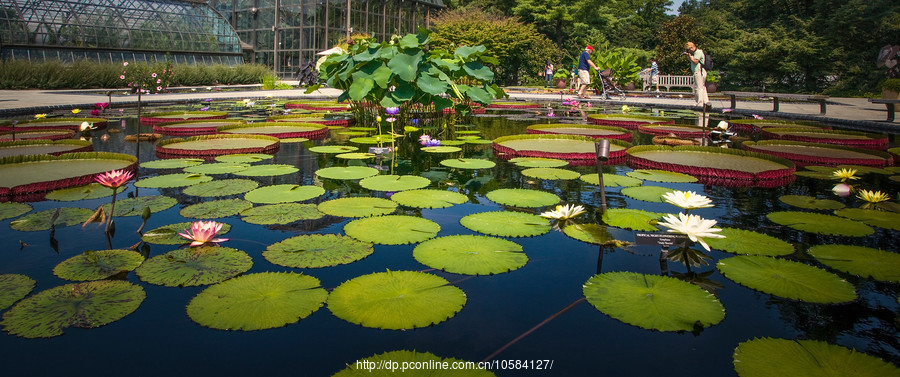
[540,204,586,220]
[79,121,96,132]
[662,190,714,210]
[657,212,725,251]
[832,183,852,197]
[716,121,729,130]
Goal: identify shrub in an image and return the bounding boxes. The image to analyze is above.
[879,78,900,92]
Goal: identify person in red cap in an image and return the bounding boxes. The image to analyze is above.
[577,45,600,98]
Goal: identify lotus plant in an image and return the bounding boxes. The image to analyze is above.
[657,212,725,252]
[540,204,586,220]
[94,169,134,233]
[662,190,714,211]
[178,221,229,247]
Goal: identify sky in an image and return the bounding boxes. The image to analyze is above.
[667,0,684,15]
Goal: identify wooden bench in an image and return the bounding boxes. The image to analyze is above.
[869,98,900,122]
[639,70,695,92]
[720,91,829,114]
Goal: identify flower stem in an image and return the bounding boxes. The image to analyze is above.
[105,188,118,234]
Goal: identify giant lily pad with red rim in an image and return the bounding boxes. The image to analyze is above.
[218,122,329,139]
[263,234,374,268]
[344,215,440,245]
[140,111,228,125]
[1,117,108,132]
[0,152,136,199]
[587,114,675,129]
[156,134,279,159]
[135,246,253,287]
[268,113,355,127]
[808,244,900,283]
[0,130,75,141]
[761,128,889,150]
[626,145,795,186]
[153,119,246,136]
[0,139,93,158]
[742,140,894,167]
[716,255,857,303]
[413,235,528,275]
[638,124,708,138]
[493,134,630,164]
[526,123,632,141]
[732,338,900,377]
[727,119,827,134]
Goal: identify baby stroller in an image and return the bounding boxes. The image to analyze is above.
[598,68,626,100]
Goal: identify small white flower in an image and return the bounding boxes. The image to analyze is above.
[540,204,586,220]
[832,183,851,197]
[657,212,725,251]
[79,122,96,131]
[662,190,714,210]
[716,121,729,130]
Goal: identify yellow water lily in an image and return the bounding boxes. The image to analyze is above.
[71,108,81,114]
[856,189,889,203]
[831,168,859,182]
[34,113,47,119]
[621,105,631,113]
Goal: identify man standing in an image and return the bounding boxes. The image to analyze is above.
[577,45,600,99]
[684,42,709,108]
[649,58,659,93]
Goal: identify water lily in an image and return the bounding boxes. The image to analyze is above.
[79,122,96,132]
[91,109,100,116]
[832,168,859,182]
[540,204,586,220]
[95,169,133,189]
[178,221,229,247]
[662,190,714,210]
[752,114,764,120]
[716,121,729,130]
[857,189,889,203]
[34,113,47,119]
[200,106,210,111]
[385,107,400,115]
[386,117,396,123]
[71,108,81,114]
[722,108,733,113]
[422,138,441,147]
[621,105,631,113]
[419,134,432,143]
[832,183,852,197]
[657,212,725,252]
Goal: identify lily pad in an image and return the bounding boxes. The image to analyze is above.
[0,274,35,310]
[520,167,581,180]
[142,222,232,245]
[422,146,462,153]
[327,271,466,330]
[766,211,874,237]
[244,184,325,204]
[601,208,664,231]
[317,197,398,217]
[486,188,560,208]
[626,169,699,183]
[833,208,900,230]
[135,173,212,188]
[390,189,468,209]
[359,175,431,192]
[182,179,259,197]
[509,157,569,168]
[733,338,900,377]
[563,223,616,245]
[794,171,834,179]
[102,195,177,217]
[0,202,32,220]
[0,280,145,338]
[579,173,642,187]
[704,228,794,256]
[308,145,359,154]
[315,166,379,180]
[344,215,440,245]
[583,272,725,332]
[621,186,675,203]
[778,195,845,210]
[349,135,396,144]
[10,207,93,231]
[44,183,115,201]
[135,246,253,287]
[336,152,376,160]
[808,244,900,283]
[186,272,328,331]
[53,249,144,281]
[413,235,528,275]
[716,255,857,303]
[180,199,254,219]
[263,234,374,268]
[240,203,323,225]
[333,350,497,377]
[233,164,299,177]
[214,153,275,163]
[440,158,496,170]
[140,158,204,169]
[183,163,250,175]
[460,211,551,238]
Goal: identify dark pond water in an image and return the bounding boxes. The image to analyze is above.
[1,105,898,376]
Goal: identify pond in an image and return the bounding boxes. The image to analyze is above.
[0,101,898,376]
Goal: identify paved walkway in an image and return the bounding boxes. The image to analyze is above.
[1,84,897,135]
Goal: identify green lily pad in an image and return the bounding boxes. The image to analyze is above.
[465,139,493,145]
[626,169,698,183]
[263,234,374,268]
[703,228,794,256]
[183,163,250,175]
[180,199,254,219]
[326,270,466,330]
[142,222,232,245]
[136,246,253,287]
[240,203,323,225]
[135,173,213,188]
[308,145,359,154]
[140,158,204,169]
[580,173,644,187]
[315,166,379,180]
[440,140,466,146]
[232,164,299,177]
[422,146,462,153]
[317,197,397,217]
[338,131,368,136]
[281,138,309,143]
[833,208,900,230]
[733,338,900,377]
[10,207,93,231]
[336,152,376,160]
[44,183,115,201]
[359,175,431,192]
[102,195,177,217]
[344,215,440,245]
[186,272,328,331]
[460,211,551,238]
[794,171,834,179]
[716,255,857,303]
[563,223,616,245]
[766,211,874,237]
[778,195,845,210]
[509,157,570,168]
[0,280,145,338]
[349,135,396,144]
[182,179,259,197]
[520,167,582,180]
[486,188,560,208]
[0,202,32,220]
[621,185,675,203]
[601,208,664,231]
[334,350,497,377]
[214,153,274,163]
[244,184,325,204]
[583,271,725,332]
[389,189,468,209]
[53,249,144,281]
[440,158,496,170]
[808,244,900,283]
[0,274,35,310]
[413,235,528,275]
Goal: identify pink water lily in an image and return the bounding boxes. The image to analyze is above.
[178,221,229,247]
[94,169,133,189]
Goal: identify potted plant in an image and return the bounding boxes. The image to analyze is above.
[553,68,570,89]
[879,78,900,99]
[706,70,721,93]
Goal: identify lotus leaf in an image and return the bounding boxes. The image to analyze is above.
[136,246,252,287]
[509,157,569,168]
[440,158,496,170]
[333,350,496,377]
[183,163,250,175]
[413,235,528,275]
[459,211,551,238]
[807,244,900,283]
[0,202,31,220]
[327,271,466,330]
[359,175,431,192]
[733,338,900,377]
[344,215,440,245]
[186,272,328,331]
[214,153,274,163]
[717,255,857,303]
[315,166,379,180]
[53,249,144,281]
[135,173,213,188]
[563,223,615,245]
[0,280,145,338]
[142,222,232,245]
[140,158,204,169]
[486,188,560,208]
[10,207,93,231]
[422,146,462,153]
[0,274,35,310]
[263,234,374,268]
[833,208,900,230]
[233,164,299,177]
[766,211,874,237]
[308,145,359,154]
[703,228,794,256]
[317,197,397,217]
[244,184,325,204]
[102,195,177,217]
[520,167,581,180]
[626,169,699,183]
[601,208,664,231]
[580,173,643,187]
[182,179,259,197]
[336,152,376,160]
[582,272,725,332]
[180,199,254,219]
[241,203,323,225]
[621,186,676,203]
[778,195,845,210]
